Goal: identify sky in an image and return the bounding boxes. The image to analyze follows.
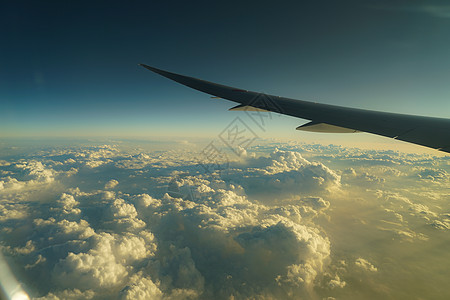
[1,0,450,147]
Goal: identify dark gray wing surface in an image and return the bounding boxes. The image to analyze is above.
[140,64,450,153]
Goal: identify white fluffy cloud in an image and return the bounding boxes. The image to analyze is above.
[34,218,95,241]
[119,272,162,300]
[104,198,146,231]
[35,289,95,300]
[52,193,81,215]
[224,149,341,202]
[0,160,55,192]
[355,258,378,272]
[105,179,119,189]
[53,232,154,290]
[0,202,28,221]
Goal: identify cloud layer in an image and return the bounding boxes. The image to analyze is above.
[0,140,449,299]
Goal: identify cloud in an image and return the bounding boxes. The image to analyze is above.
[105,179,119,189]
[355,258,377,272]
[244,221,330,287]
[52,232,155,290]
[0,202,28,221]
[35,289,95,300]
[430,219,450,230]
[34,218,95,241]
[225,149,341,202]
[132,194,162,209]
[52,193,81,216]
[141,178,331,298]
[375,190,449,230]
[0,240,35,256]
[417,168,448,182]
[327,275,346,289]
[15,161,54,183]
[105,198,146,231]
[0,160,56,192]
[119,272,162,300]
[1,140,449,299]
[25,254,46,269]
[0,177,25,191]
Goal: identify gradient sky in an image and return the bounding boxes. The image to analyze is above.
[1,0,450,146]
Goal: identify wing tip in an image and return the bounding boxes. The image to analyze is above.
[139,63,154,71]
[139,64,177,78]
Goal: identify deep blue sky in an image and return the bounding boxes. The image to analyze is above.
[1,0,450,143]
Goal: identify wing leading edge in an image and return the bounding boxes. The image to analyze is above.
[139,64,450,153]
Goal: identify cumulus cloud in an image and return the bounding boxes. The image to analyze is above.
[52,232,153,290]
[105,179,119,189]
[225,149,341,202]
[34,218,95,241]
[132,194,161,209]
[119,272,162,300]
[52,193,81,216]
[355,258,377,272]
[36,289,95,300]
[104,198,146,231]
[0,160,55,192]
[0,176,25,191]
[15,160,54,183]
[375,190,450,230]
[0,202,28,221]
[327,275,346,289]
[417,168,448,181]
[135,176,332,298]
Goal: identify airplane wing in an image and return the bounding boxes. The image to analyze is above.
[139,64,450,153]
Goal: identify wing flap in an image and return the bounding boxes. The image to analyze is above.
[296,122,360,133]
[229,104,271,112]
